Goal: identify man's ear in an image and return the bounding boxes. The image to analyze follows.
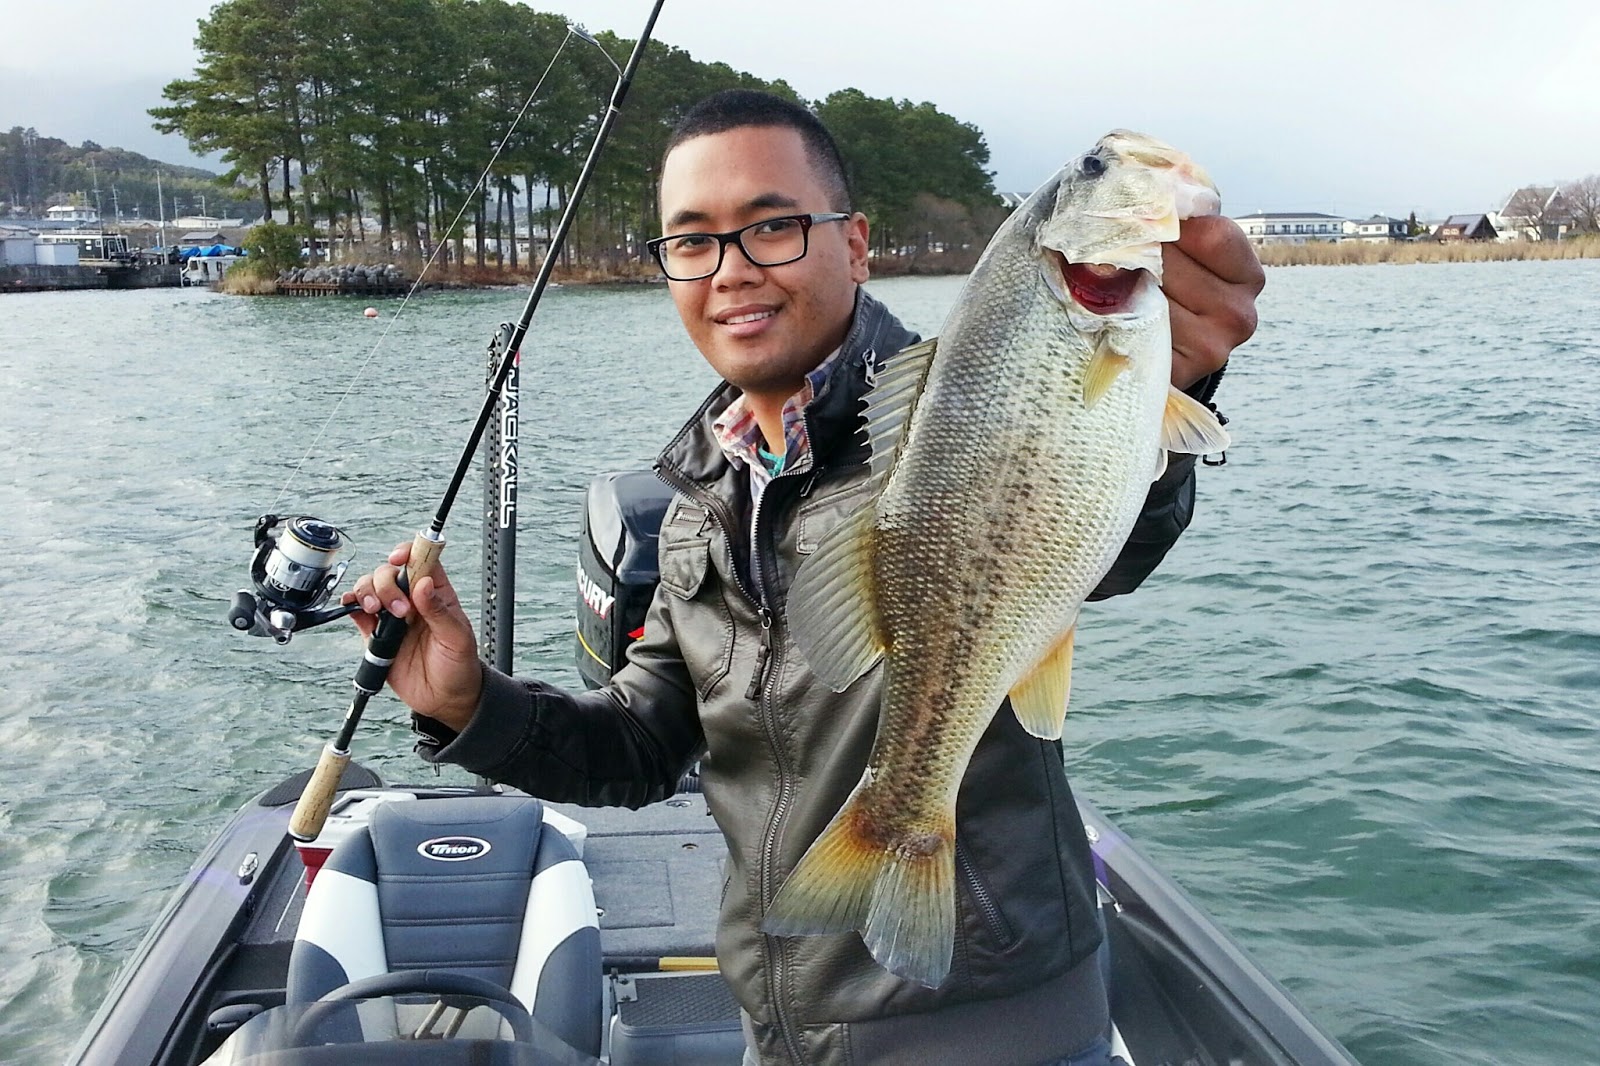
[847,212,870,283]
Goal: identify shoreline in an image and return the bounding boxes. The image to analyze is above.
[1256,235,1599,267]
[217,250,986,296]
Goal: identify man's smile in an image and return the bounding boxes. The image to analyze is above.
[714,304,781,337]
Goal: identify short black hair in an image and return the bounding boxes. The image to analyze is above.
[664,89,853,213]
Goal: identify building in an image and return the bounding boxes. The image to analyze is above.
[1434,214,1497,241]
[172,215,247,231]
[1492,186,1574,242]
[1344,215,1410,242]
[46,203,99,225]
[1232,211,1346,244]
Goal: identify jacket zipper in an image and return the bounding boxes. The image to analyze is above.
[956,838,1016,949]
[656,455,810,1065]
[749,447,816,1066]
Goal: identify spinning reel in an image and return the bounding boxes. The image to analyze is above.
[228,514,358,644]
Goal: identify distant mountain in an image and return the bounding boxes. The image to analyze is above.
[1,126,261,222]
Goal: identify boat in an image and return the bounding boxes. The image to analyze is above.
[180,247,246,287]
[36,228,138,265]
[70,471,1362,1066]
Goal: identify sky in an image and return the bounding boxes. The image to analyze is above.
[2,0,1597,221]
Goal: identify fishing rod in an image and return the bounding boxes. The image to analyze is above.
[228,0,667,843]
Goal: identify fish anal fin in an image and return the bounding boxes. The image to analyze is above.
[787,506,884,692]
[1161,386,1231,455]
[763,771,956,988]
[1083,347,1132,409]
[1009,625,1075,740]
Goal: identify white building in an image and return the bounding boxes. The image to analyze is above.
[1344,215,1410,242]
[1490,186,1575,242]
[1232,211,1346,244]
[46,203,99,224]
[173,214,247,231]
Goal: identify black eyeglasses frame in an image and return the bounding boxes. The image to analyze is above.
[645,212,851,281]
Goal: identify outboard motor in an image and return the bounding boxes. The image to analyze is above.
[575,471,674,689]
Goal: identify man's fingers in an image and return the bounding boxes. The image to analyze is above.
[350,608,376,640]
[1172,215,1265,290]
[1163,219,1262,390]
[371,562,411,618]
[1168,301,1225,388]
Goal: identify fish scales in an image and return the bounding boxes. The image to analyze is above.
[764,131,1231,987]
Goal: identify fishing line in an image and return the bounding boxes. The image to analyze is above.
[266,27,584,513]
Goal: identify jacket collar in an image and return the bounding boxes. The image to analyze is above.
[656,287,922,488]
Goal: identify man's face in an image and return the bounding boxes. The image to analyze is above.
[657,126,869,401]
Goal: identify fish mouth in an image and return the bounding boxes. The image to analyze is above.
[1048,250,1151,316]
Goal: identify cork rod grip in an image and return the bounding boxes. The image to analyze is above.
[406,530,446,591]
[288,743,352,842]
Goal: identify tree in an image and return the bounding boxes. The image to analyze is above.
[1562,175,1600,235]
[818,90,997,257]
[146,0,1005,272]
[240,219,306,276]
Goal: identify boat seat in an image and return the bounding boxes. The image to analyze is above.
[286,794,602,1057]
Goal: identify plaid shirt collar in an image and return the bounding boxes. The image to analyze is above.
[712,346,844,492]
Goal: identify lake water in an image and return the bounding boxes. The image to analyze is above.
[1,261,1597,1064]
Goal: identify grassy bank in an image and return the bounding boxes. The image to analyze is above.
[1258,235,1600,267]
[219,272,278,295]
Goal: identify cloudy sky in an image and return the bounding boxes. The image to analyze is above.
[3,0,1596,220]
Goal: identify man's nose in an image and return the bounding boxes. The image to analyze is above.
[712,236,762,286]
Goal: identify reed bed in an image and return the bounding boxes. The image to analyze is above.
[1257,235,1600,267]
[218,272,279,295]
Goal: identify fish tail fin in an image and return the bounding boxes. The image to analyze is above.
[762,773,956,988]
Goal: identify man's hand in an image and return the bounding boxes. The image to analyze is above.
[344,542,483,733]
[1164,215,1264,390]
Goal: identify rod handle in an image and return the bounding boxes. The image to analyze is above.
[288,743,351,842]
[407,529,446,591]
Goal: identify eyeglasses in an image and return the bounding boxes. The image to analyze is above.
[646,213,851,281]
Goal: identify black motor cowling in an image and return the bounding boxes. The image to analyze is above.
[575,471,674,690]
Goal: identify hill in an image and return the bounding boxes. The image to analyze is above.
[0,127,261,222]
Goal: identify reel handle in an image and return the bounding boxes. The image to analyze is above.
[287,529,446,844]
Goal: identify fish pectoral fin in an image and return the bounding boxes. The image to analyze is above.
[1161,385,1231,455]
[1083,346,1132,409]
[763,771,956,989]
[786,505,884,692]
[863,337,938,481]
[1009,625,1075,740]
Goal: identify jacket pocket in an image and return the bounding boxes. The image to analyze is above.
[658,538,734,699]
[659,537,712,599]
[795,480,872,555]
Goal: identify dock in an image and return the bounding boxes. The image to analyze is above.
[1,263,182,293]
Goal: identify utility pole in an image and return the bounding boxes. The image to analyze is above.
[157,169,166,250]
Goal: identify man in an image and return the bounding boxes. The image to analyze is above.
[349,90,1263,1065]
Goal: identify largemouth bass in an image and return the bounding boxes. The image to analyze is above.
[761,131,1231,987]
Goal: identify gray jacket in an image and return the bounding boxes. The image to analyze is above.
[422,288,1206,1064]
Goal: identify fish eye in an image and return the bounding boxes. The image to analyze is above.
[1079,153,1106,177]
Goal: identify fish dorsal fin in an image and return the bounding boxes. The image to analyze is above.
[862,338,938,482]
[1008,624,1075,740]
[1161,386,1231,455]
[786,505,885,692]
[1083,344,1132,408]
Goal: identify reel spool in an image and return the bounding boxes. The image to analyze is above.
[229,515,357,644]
